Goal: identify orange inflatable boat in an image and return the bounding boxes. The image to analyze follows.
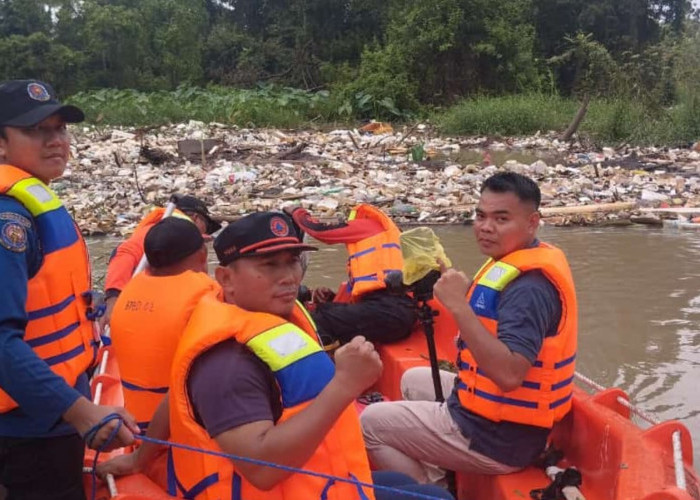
[84,297,700,500]
[370,298,700,500]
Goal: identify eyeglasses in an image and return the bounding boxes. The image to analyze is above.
[16,123,70,141]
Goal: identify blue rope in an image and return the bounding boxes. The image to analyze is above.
[84,413,448,500]
[83,414,124,500]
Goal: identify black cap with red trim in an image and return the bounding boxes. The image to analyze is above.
[214,212,317,266]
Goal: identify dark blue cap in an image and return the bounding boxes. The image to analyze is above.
[0,79,84,127]
[145,218,204,268]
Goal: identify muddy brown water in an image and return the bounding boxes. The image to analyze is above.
[87,226,700,462]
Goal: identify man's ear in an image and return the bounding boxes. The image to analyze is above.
[214,265,230,289]
[196,245,208,272]
[528,210,541,235]
[216,264,238,303]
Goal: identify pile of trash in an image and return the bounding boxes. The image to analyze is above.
[58,121,700,235]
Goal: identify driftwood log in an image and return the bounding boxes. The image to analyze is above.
[540,202,636,216]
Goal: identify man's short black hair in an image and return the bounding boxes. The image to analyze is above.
[480,172,541,210]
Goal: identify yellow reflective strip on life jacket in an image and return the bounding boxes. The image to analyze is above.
[477,262,521,291]
[472,259,493,280]
[348,209,358,221]
[171,211,192,222]
[148,206,192,222]
[295,300,317,331]
[246,324,322,372]
[6,178,62,216]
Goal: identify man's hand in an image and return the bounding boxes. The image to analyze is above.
[213,336,382,491]
[282,205,302,217]
[98,296,118,332]
[63,397,139,451]
[312,287,336,303]
[434,259,472,313]
[96,452,140,479]
[333,336,383,399]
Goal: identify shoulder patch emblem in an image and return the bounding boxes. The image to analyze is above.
[0,222,27,253]
[0,212,31,228]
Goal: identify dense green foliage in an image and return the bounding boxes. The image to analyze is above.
[1,0,699,144]
[436,94,700,145]
[68,85,339,128]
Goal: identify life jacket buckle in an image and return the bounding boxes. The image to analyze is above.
[82,290,107,321]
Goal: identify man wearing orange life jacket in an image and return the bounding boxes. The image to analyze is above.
[110,217,222,433]
[285,204,416,345]
[362,172,578,483]
[0,79,137,499]
[97,212,453,500]
[100,194,221,329]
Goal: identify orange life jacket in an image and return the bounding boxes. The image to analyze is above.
[104,207,191,292]
[457,242,578,428]
[169,297,375,500]
[346,204,403,298]
[132,207,191,234]
[0,165,97,412]
[110,271,221,431]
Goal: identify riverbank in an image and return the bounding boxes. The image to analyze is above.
[68,89,700,147]
[62,122,700,235]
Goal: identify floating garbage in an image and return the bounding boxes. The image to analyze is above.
[61,124,700,235]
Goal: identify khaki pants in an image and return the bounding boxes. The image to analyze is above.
[361,367,520,484]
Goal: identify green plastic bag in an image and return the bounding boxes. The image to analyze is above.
[400,227,452,285]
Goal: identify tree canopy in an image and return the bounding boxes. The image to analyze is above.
[0,0,697,108]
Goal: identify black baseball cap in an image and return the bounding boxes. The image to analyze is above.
[0,79,84,127]
[214,212,317,266]
[144,217,205,269]
[171,194,222,235]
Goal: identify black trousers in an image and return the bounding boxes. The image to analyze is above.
[312,290,417,344]
[0,433,85,500]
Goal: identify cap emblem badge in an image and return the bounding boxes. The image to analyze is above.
[27,83,50,102]
[270,216,289,237]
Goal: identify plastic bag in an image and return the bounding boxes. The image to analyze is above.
[400,227,452,285]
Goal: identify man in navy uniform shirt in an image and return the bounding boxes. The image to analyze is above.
[0,80,137,499]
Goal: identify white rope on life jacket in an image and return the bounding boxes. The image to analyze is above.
[83,466,118,498]
[90,347,119,498]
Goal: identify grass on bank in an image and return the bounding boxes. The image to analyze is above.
[435,93,700,146]
[67,86,700,146]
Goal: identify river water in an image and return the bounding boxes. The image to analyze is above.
[87,225,700,461]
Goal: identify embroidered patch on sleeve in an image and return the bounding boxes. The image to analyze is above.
[0,212,31,228]
[0,222,28,253]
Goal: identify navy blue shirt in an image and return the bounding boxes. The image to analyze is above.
[188,339,283,438]
[0,195,90,438]
[447,265,563,467]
